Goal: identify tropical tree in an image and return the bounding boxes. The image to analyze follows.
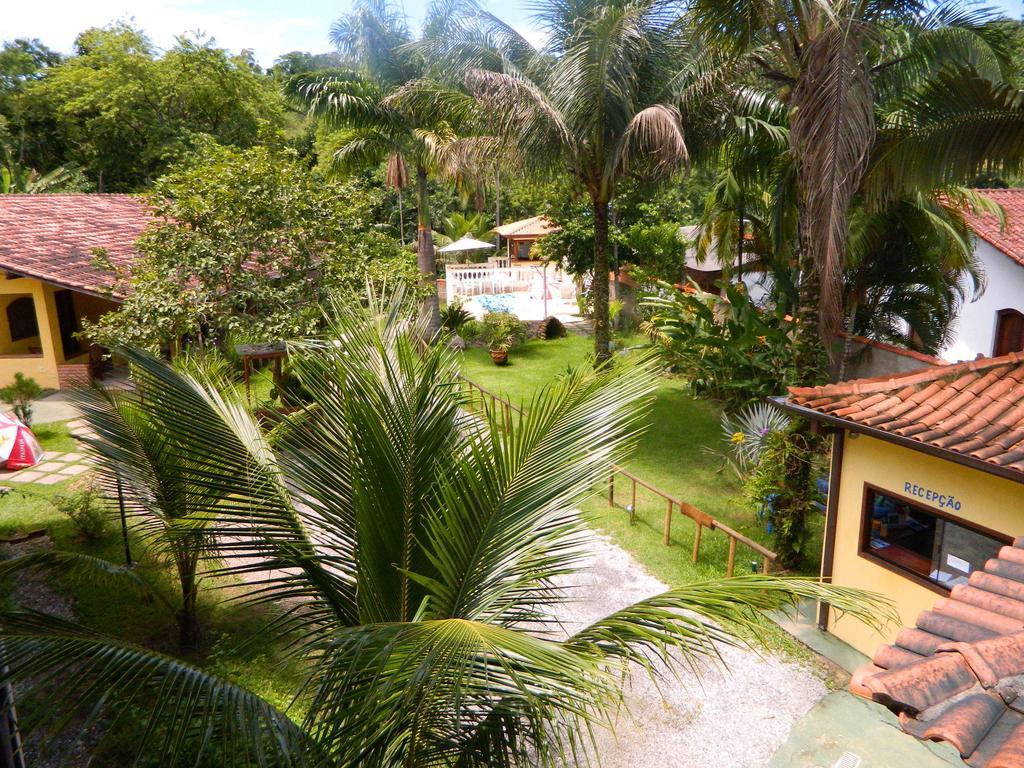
[290,0,476,337]
[686,0,1024,377]
[22,23,284,191]
[0,296,885,766]
[425,0,709,363]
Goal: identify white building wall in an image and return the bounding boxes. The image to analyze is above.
[941,239,1024,362]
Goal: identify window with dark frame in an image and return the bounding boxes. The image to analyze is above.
[994,308,1024,357]
[860,485,1007,590]
[5,297,39,342]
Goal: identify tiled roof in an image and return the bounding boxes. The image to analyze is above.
[786,352,1024,481]
[493,215,560,238]
[0,194,151,298]
[963,189,1024,269]
[837,331,944,367]
[851,538,1024,767]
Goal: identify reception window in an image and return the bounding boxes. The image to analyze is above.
[860,485,1008,590]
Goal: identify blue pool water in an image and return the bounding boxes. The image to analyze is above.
[474,294,516,313]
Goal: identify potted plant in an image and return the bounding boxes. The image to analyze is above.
[481,312,526,366]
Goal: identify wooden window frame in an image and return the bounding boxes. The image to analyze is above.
[993,308,1024,357]
[5,296,39,342]
[857,482,1011,596]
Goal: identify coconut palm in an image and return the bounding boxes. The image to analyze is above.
[0,295,885,766]
[425,0,710,363]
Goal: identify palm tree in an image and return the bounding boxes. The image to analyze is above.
[290,0,479,338]
[72,367,225,649]
[687,0,1024,378]
[0,296,885,766]
[430,0,701,363]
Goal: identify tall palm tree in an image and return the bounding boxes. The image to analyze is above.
[687,0,1023,378]
[0,296,884,766]
[428,0,704,363]
[291,0,480,339]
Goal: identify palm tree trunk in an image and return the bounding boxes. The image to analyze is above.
[415,167,441,340]
[397,187,405,247]
[178,564,201,650]
[592,199,611,364]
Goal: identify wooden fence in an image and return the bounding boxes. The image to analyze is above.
[455,373,779,577]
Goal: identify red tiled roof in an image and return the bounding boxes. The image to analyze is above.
[963,189,1024,269]
[0,194,151,298]
[493,215,560,239]
[786,352,1024,481]
[837,331,944,367]
[851,538,1024,767]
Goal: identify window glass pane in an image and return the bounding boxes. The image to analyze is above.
[862,488,1004,590]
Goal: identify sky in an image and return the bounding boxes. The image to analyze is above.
[2,0,540,67]
[4,0,1023,68]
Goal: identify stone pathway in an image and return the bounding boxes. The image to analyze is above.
[0,419,95,487]
[0,450,92,486]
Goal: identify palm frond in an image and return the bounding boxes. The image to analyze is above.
[0,610,321,767]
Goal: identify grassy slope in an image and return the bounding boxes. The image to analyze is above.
[461,335,776,582]
[463,334,828,663]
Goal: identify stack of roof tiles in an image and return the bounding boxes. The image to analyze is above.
[787,352,1024,480]
[0,194,150,297]
[850,538,1024,767]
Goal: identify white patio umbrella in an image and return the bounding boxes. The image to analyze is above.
[438,236,496,254]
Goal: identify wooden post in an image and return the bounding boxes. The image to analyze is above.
[663,499,672,545]
[763,555,771,575]
[630,478,637,524]
[691,523,702,563]
[727,537,737,578]
[608,471,615,507]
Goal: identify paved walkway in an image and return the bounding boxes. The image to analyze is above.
[0,449,91,486]
[32,392,83,424]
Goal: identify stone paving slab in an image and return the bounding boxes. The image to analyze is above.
[57,465,89,476]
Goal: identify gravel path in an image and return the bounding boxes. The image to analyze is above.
[554,534,827,768]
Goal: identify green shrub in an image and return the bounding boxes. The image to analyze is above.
[0,373,43,425]
[440,302,472,334]
[480,312,528,352]
[54,479,109,542]
[460,319,484,343]
[643,281,798,409]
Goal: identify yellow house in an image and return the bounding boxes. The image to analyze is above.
[779,353,1024,766]
[0,194,148,389]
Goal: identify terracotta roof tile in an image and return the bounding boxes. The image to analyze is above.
[492,215,561,239]
[962,189,1024,269]
[786,353,1024,482]
[0,194,151,297]
[852,541,1024,767]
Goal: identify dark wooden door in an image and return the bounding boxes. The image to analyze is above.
[54,290,81,359]
[994,309,1024,356]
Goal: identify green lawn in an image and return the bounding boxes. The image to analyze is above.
[0,418,306,757]
[461,333,810,585]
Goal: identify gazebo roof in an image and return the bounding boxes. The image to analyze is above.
[493,215,560,239]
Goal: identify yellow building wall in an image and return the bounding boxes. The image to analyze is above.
[0,276,68,388]
[827,433,1024,656]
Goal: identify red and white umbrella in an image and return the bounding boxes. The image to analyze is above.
[0,413,43,470]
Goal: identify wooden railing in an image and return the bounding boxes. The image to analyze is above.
[455,373,779,576]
